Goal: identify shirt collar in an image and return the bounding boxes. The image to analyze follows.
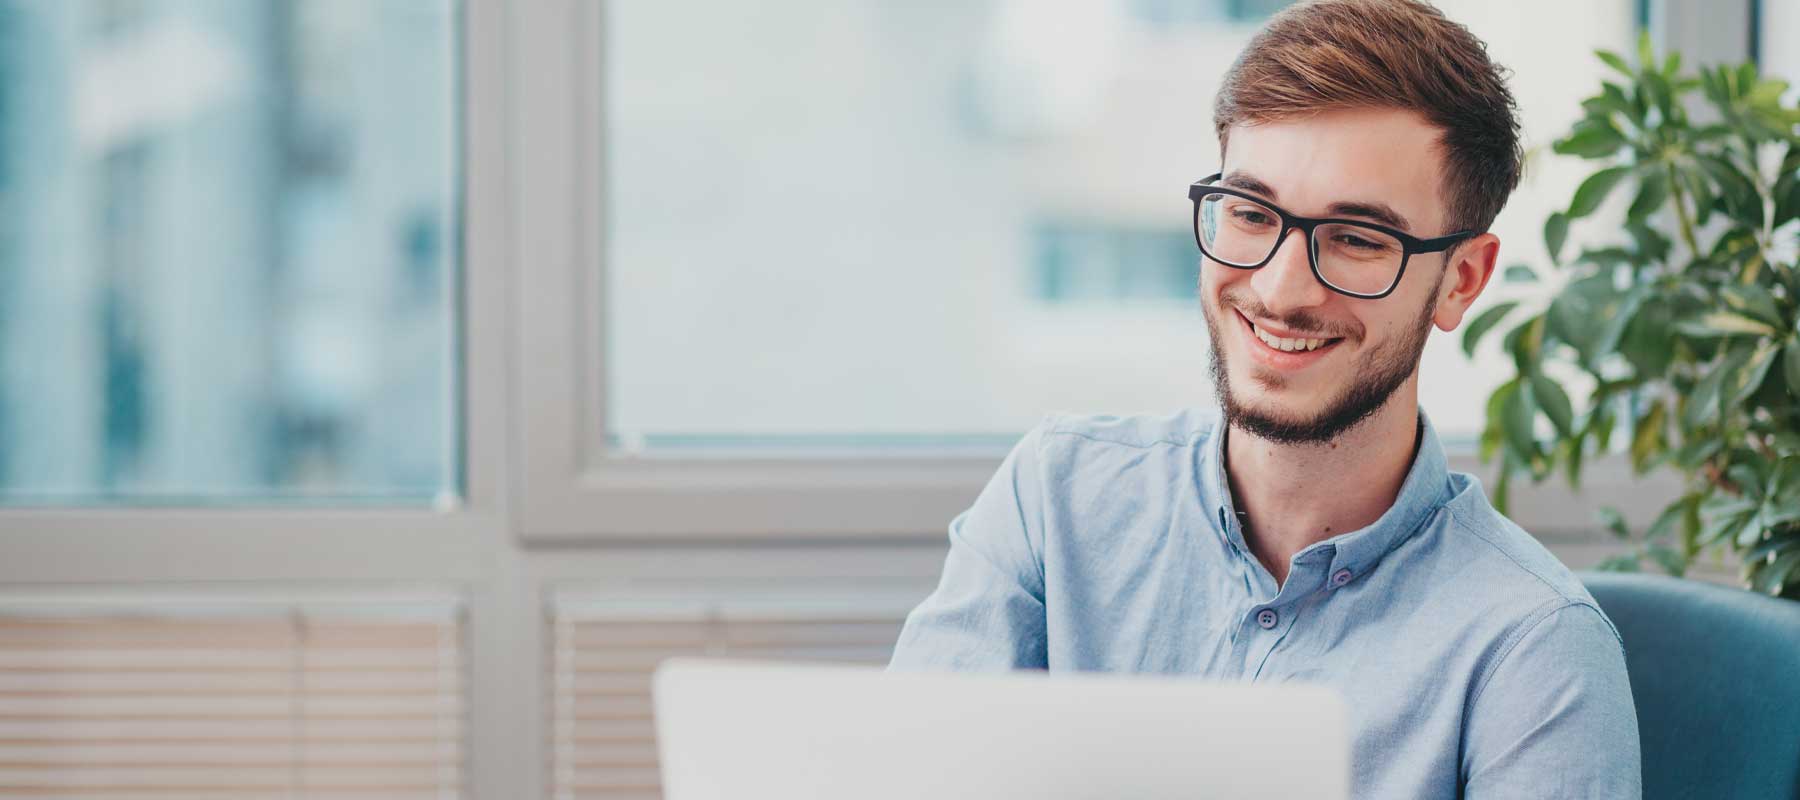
[1198,407,1453,577]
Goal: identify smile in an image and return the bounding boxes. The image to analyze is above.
[1234,307,1343,368]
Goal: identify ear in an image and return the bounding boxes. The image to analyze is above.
[1432,232,1500,332]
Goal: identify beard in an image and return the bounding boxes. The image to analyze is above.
[1202,279,1439,446]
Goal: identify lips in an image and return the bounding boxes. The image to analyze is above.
[1234,307,1342,368]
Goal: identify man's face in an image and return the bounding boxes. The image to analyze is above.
[1200,108,1458,445]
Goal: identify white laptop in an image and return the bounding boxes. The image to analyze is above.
[652,658,1349,800]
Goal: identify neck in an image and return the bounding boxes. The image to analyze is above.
[1224,384,1422,588]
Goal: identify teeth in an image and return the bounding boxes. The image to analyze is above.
[1252,323,1330,352]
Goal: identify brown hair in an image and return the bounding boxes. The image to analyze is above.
[1214,0,1522,236]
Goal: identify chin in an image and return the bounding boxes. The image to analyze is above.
[1229,383,1326,426]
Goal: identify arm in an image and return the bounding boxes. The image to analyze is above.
[1462,601,1642,798]
[887,422,1051,671]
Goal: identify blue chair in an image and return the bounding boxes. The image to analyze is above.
[1580,571,1800,800]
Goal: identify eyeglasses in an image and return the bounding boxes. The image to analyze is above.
[1186,173,1475,299]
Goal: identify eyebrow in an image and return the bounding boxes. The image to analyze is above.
[1220,171,1414,233]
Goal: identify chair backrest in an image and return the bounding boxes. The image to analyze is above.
[1580,571,1800,800]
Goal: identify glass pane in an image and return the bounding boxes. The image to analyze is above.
[0,0,459,504]
[604,0,1632,450]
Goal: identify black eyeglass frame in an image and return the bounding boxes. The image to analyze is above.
[1187,172,1477,299]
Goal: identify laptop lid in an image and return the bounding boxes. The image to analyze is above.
[653,658,1349,800]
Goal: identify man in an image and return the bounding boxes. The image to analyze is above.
[888,0,1643,796]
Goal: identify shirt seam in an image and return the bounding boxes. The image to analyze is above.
[1026,417,1052,591]
[1446,504,1627,646]
[1445,504,1578,603]
[1462,597,1575,716]
[1041,418,1208,451]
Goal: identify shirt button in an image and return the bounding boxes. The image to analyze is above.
[1330,568,1353,588]
[1256,608,1278,629]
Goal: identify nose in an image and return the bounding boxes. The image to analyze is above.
[1248,227,1331,316]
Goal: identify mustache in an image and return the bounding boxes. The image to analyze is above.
[1217,288,1362,343]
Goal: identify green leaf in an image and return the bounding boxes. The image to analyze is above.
[1460,301,1519,358]
[1502,377,1539,464]
[1595,49,1633,78]
[1584,82,1637,119]
[1694,154,1762,225]
[1505,315,1547,378]
[1719,285,1783,327]
[1642,70,1676,121]
[1625,220,1670,262]
[1672,437,1725,471]
[1544,213,1570,264]
[1592,400,1617,451]
[1683,358,1730,428]
[1555,120,1628,158]
[1598,506,1631,540]
[1635,29,1654,69]
[1681,312,1781,338]
[1530,371,1575,438]
[1673,163,1714,226]
[1762,499,1800,529]
[1748,77,1788,107]
[1735,515,1769,548]
[1480,379,1518,464]
[1728,342,1780,408]
[1568,166,1633,218]
[1564,428,1586,490]
[1595,553,1643,573]
[1627,172,1670,221]
[1786,343,1800,396]
[1548,274,1626,366]
[1754,548,1800,596]
[1647,542,1687,576]
[1502,264,1539,283]
[1645,495,1697,543]
[1598,286,1648,360]
[1630,399,1666,473]
[1492,454,1513,515]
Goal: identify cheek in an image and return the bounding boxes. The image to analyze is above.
[1200,260,1246,304]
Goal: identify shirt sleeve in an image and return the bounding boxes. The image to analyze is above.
[1461,601,1643,799]
[887,421,1051,671]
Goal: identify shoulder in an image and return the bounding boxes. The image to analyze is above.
[1432,474,1623,647]
[1007,408,1217,511]
[1034,407,1219,454]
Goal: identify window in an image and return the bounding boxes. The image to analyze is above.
[0,0,460,504]
[599,0,1635,450]
[503,0,1649,538]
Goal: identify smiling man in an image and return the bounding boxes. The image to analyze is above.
[888,0,1643,797]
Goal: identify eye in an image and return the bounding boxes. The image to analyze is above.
[1333,232,1389,251]
[1227,204,1275,227]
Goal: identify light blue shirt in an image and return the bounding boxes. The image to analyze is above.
[890,407,1641,798]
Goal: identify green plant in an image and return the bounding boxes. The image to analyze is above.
[1468,33,1800,600]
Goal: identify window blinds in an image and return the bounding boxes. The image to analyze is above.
[547,588,918,800]
[0,595,465,799]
